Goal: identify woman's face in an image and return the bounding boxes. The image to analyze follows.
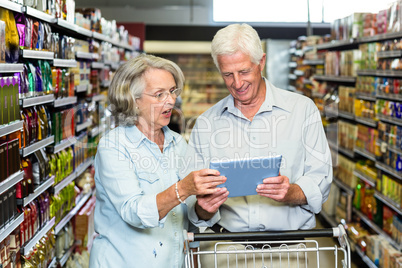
[136,68,177,132]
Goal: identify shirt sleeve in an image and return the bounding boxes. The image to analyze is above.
[186,196,221,227]
[182,119,222,227]
[295,101,333,214]
[95,135,165,229]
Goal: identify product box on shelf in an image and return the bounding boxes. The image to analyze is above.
[366,235,386,266]
[0,142,6,183]
[0,193,3,229]
[2,190,8,226]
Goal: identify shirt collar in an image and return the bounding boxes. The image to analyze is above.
[123,125,176,149]
[219,78,292,116]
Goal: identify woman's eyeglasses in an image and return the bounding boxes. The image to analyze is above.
[143,87,182,102]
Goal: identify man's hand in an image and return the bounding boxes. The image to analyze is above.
[256,173,307,205]
[195,188,229,220]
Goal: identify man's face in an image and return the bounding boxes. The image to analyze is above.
[218,51,266,107]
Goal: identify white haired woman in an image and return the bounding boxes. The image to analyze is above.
[89,54,227,267]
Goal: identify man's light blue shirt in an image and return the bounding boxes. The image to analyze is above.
[182,78,333,231]
[89,125,196,267]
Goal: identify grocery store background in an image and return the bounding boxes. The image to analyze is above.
[0,0,401,267]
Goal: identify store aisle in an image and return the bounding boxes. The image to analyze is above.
[310,215,359,268]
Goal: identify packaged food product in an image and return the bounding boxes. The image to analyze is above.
[0,7,19,63]
[0,20,5,63]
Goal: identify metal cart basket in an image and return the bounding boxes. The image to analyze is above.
[184,224,351,268]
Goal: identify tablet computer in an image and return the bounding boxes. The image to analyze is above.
[209,155,282,197]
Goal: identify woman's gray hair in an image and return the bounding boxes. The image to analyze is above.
[211,23,264,71]
[108,54,184,126]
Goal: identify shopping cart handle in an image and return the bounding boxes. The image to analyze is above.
[189,227,339,242]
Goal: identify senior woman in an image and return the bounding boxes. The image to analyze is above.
[89,54,227,267]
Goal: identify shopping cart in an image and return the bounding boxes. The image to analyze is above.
[184,224,351,268]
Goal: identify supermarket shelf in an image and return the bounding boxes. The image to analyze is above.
[318,210,338,227]
[100,80,111,88]
[288,74,297,80]
[93,31,113,43]
[377,50,402,59]
[357,69,402,78]
[48,257,57,268]
[59,244,76,267]
[76,119,92,132]
[0,63,24,73]
[353,170,376,187]
[294,70,304,76]
[353,208,401,251]
[353,147,376,162]
[75,158,94,179]
[312,75,356,83]
[92,94,106,102]
[333,178,354,195]
[53,172,75,195]
[21,217,56,255]
[53,96,77,107]
[0,171,24,196]
[315,39,358,51]
[55,191,93,235]
[53,59,77,68]
[74,26,93,38]
[302,59,324,65]
[387,144,402,156]
[75,52,94,60]
[338,146,355,159]
[327,140,338,152]
[374,192,402,216]
[287,85,297,92]
[338,110,355,120]
[21,136,55,157]
[354,245,378,268]
[0,120,23,138]
[0,0,24,13]
[358,31,402,44]
[91,62,105,69]
[375,161,402,181]
[17,176,55,207]
[376,114,402,127]
[89,126,100,138]
[355,116,377,128]
[75,84,91,93]
[53,158,94,195]
[47,137,77,154]
[288,62,297,68]
[56,18,76,32]
[311,91,325,98]
[0,214,24,243]
[355,93,376,102]
[55,18,93,39]
[25,6,57,23]
[20,94,55,108]
[376,92,402,101]
[110,62,120,70]
[21,49,54,60]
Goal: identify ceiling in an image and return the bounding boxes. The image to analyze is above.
[76,0,210,10]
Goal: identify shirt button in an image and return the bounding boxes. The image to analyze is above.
[174,232,177,236]
[172,212,176,216]
[164,170,167,174]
